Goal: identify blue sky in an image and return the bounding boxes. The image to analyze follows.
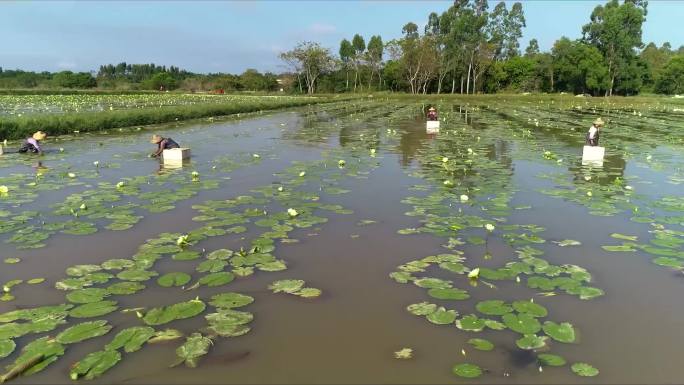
[1,1,682,74]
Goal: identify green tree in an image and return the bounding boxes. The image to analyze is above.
[655,55,684,94]
[279,41,334,94]
[552,37,609,95]
[366,35,384,89]
[582,0,648,95]
[351,34,366,91]
[144,72,177,90]
[525,38,540,57]
[339,39,354,91]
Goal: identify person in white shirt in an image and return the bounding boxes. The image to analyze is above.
[586,118,604,147]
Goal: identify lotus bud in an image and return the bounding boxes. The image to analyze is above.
[0,185,8,194]
[468,268,480,279]
[338,159,346,167]
[287,208,299,217]
[68,172,76,178]
[586,191,593,197]
[460,194,469,202]
[80,203,87,210]
[484,223,495,232]
[277,186,284,192]
[116,181,125,188]
[299,171,306,177]
[59,148,64,152]
[442,157,449,163]
[370,148,376,155]
[625,185,633,190]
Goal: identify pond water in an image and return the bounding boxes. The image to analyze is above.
[1,98,683,384]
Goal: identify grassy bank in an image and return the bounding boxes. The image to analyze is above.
[0,95,338,140]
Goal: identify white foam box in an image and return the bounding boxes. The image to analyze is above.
[426,127,440,135]
[582,146,605,162]
[162,148,191,162]
[426,121,440,129]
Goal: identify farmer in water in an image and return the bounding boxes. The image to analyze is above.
[427,106,438,121]
[585,118,604,147]
[18,131,47,154]
[150,134,180,158]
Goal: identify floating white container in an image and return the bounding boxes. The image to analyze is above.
[426,127,440,135]
[426,120,440,129]
[582,146,604,166]
[162,148,191,163]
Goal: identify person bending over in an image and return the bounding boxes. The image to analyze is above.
[150,134,180,158]
[18,131,47,154]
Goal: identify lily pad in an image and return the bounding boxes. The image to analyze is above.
[148,329,184,344]
[571,362,599,377]
[452,363,483,378]
[295,288,323,298]
[3,258,20,264]
[538,353,566,367]
[157,272,192,288]
[0,339,16,359]
[516,334,548,350]
[455,314,486,332]
[105,326,155,353]
[476,300,513,316]
[427,288,470,300]
[69,349,121,380]
[502,313,541,335]
[542,321,576,343]
[117,269,158,282]
[56,320,112,344]
[69,301,118,318]
[66,288,109,304]
[426,307,457,325]
[512,300,548,317]
[198,272,235,287]
[209,293,254,309]
[7,336,65,376]
[407,302,437,316]
[414,277,453,289]
[269,279,305,294]
[106,282,145,295]
[172,333,212,368]
[468,338,494,351]
[143,299,206,326]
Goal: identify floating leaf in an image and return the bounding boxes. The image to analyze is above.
[426,307,457,325]
[198,272,235,287]
[66,288,109,304]
[414,277,452,289]
[6,336,64,376]
[542,321,576,343]
[571,362,599,377]
[209,293,254,309]
[117,269,158,282]
[106,282,145,295]
[69,349,121,380]
[538,353,566,367]
[476,300,513,316]
[516,334,548,350]
[502,313,541,335]
[148,329,184,344]
[555,239,581,247]
[610,233,638,242]
[452,363,483,378]
[56,320,112,344]
[602,245,636,252]
[512,300,548,317]
[295,288,322,298]
[394,348,413,359]
[407,302,437,316]
[172,333,212,368]
[157,272,192,288]
[468,338,494,351]
[26,278,45,285]
[143,299,206,326]
[0,339,15,359]
[455,314,486,332]
[69,301,118,318]
[105,326,155,353]
[269,279,305,294]
[3,258,20,264]
[427,288,469,300]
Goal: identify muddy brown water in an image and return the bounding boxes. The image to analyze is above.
[1,104,683,384]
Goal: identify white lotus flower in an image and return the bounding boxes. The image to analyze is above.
[460,194,469,202]
[443,180,454,187]
[485,223,495,232]
[0,186,8,194]
[625,185,633,190]
[80,203,87,210]
[59,148,65,152]
[338,159,346,167]
[442,157,449,163]
[299,171,306,177]
[287,208,299,217]
[646,155,652,160]
[277,186,284,192]
[176,234,189,246]
[587,191,593,197]
[67,172,76,178]
[116,181,125,188]
[93,161,99,167]
[191,171,199,180]
[468,268,480,279]
[584,176,591,181]
[467,148,473,154]
[394,348,413,359]
[252,154,260,158]
[370,148,376,155]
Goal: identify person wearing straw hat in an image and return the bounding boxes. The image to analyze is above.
[586,118,604,147]
[149,134,180,158]
[427,106,438,121]
[18,131,47,154]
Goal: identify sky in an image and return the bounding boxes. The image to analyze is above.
[1,0,683,74]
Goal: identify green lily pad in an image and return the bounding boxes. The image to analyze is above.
[66,288,109,304]
[427,288,470,300]
[468,338,494,351]
[106,282,145,295]
[452,363,483,378]
[611,233,638,241]
[56,320,112,344]
[407,302,437,316]
[105,326,155,353]
[542,321,576,343]
[117,269,158,282]
[157,272,192,288]
[27,278,45,285]
[455,314,486,332]
[196,260,227,273]
[148,329,184,343]
[571,362,599,377]
[4,258,20,264]
[538,353,566,367]
[555,239,581,247]
[269,279,305,294]
[295,288,323,298]
[414,277,452,289]
[652,257,684,268]
[502,313,541,335]
[69,349,121,380]
[143,299,206,326]
[172,251,201,261]
[199,272,235,287]
[476,300,513,316]
[172,333,212,368]
[602,245,636,252]
[209,293,254,309]
[7,336,65,376]
[256,260,287,272]
[426,307,457,325]
[69,301,118,318]
[66,264,102,277]
[0,339,16,358]
[101,259,135,270]
[512,300,548,317]
[516,334,548,350]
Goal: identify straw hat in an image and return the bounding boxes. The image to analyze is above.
[150,135,163,144]
[593,118,605,127]
[428,107,436,111]
[32,131,47,141]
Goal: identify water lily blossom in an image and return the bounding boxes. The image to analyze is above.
[485,223,495,232]
[176,234,189,246]
[460,194,469,202]
[442,157,449,163]
[468,268,480,279]
[0,186,8,194]
[67,173,76,178]
[287,208,299,217]
[299,171,306,177]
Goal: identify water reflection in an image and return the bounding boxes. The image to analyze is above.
[397,119,433,167]
[570,152,627,186]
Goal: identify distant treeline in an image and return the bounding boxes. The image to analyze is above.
[0,64,282,92]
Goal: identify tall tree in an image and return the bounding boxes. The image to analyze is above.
[279,42,334,94]
[582,0,648,95]
[525,39,540,56]
[339,39,354,91]
[366,35,384,89]
[351,34,366,91]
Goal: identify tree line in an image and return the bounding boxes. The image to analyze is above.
[280,0,684,95]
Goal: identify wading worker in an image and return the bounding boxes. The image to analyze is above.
[18,131,47,154]
[427,106,438,121]
[150,134,180,158]
[585,118,604,147]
